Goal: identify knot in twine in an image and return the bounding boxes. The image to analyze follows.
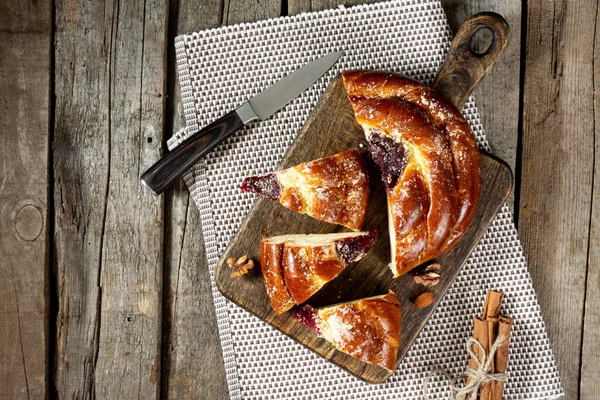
[422,335,507,400]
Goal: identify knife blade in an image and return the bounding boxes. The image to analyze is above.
[141,51,344,195]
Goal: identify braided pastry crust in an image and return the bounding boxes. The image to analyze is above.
[342,71,481,277]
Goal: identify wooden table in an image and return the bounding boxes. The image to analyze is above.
[1,0,597,398]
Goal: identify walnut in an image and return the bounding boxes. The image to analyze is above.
[413,263,441,287]
[227,255,254,278]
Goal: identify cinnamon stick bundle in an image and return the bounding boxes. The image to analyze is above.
[464,290,512,400]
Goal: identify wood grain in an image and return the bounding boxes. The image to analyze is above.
[580,2,600,397]
[162,0,229,398]
[54,0,167,397]
[165,200,228,399]
[288,0,336,15]
[223,0,281,24]
[0,1,51,398]
[519,0,597,397]
[215,76,512,383]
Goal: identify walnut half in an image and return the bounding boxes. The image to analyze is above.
[227,255,254,278]
[413,263,441,287]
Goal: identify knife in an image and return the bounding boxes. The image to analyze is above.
[141,51,344,195]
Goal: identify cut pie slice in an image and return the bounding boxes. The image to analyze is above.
[241,149,370,231]
[261,231,378,314]
[292,291,401,371]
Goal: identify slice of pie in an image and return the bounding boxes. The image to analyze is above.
[292,291,401,371]
[261,231,378,314]
[241,149,370,231]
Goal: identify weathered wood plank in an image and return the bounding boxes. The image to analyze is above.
[162,1,228,399]
[580,3,600,397]
[54,1,109,395]
[223,0,281,24]
[0,1,51,398]
[519,0,597,397]
[165,201,228,398]
[54,0,167,397]
[288,0,336,15]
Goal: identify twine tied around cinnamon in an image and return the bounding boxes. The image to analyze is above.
[422,335,507,400]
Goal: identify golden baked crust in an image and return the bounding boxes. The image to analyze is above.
[260,240,295,315]
[342,70,481,277]
[283,244,347,305]
[260,232,377,314]
[242,149,369,231]
[314,291,401,371]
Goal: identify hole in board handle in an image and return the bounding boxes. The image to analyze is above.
[469,26,497,56]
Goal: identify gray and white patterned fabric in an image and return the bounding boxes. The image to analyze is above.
[168,1,564,398]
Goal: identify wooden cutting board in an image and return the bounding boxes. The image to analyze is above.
[215,13,511,384]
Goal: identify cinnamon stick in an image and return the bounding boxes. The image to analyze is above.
[480,318,499,399]
[492,316,513,400]
[465,317,490,396]
[481,291,503,400]
[478,320,494,400]
[482,290,504,320]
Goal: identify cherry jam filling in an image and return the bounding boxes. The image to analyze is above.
[367,132,408,191]
[335,230,378,264]
[292,304,320,335]
[240,173,281,201]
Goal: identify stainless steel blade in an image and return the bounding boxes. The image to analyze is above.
[236,51,343,123]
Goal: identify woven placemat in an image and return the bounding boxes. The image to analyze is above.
[168,1,564,398]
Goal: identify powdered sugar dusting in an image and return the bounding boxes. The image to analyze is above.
[321,311,355,345]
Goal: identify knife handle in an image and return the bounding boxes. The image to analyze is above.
[141,110,245,195]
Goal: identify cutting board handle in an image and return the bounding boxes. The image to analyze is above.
[433,12,510,110]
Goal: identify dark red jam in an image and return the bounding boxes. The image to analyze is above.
[335,230,378,264]
[291,304,320,335]
[240,173,281,201]
[367,132,408,191]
